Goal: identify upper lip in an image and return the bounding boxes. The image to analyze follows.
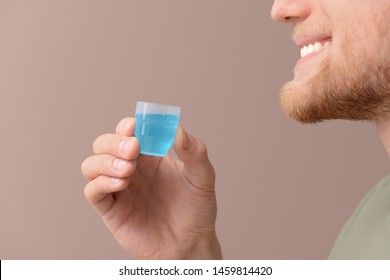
[294,34,333,48]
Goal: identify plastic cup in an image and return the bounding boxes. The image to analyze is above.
[134,101,181,157]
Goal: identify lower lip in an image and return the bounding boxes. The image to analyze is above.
[295,51,323,67]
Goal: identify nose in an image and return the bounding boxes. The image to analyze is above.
[271,0,311,24]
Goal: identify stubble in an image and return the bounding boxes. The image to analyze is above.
[280,22,390,124]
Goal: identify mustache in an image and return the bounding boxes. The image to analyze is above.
[291,22,332,39]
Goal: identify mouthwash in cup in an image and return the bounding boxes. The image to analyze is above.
[134,101,181,157]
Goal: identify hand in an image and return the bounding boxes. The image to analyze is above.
[81,117,222,259]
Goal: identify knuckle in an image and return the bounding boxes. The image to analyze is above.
[116,117,135,134]
[116,117,130,133]
[84,175,105,202]
[93,133,111,154]
[80,157,90,178]
[115,118,125,134]
[83,181,93,201]
[92,136,101,153]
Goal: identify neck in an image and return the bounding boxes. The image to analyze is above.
[378,121,390,157]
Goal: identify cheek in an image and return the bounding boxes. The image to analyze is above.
[334,4,390,61]
[331,19,375,68]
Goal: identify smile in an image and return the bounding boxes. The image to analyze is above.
[300,41,331,58]
[293,34,333,68]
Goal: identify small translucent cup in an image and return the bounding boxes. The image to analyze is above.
[134,101,181,157]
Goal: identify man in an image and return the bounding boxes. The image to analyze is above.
[81,0,390,259]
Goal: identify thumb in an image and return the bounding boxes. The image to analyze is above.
[173,127,215,187]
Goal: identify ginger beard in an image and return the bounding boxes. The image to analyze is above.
[280,26,390,124]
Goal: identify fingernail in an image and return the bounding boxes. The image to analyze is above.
[119,139,132,155]
[113,159,128,171]
[111,177,121,185]
[183,129,192,150]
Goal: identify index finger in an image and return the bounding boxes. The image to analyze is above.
[116,117,136,136]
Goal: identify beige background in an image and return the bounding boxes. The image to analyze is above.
[0,0,388,259]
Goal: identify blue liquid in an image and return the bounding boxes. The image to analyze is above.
[135,114,180,157]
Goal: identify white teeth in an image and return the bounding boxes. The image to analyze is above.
[300,41,331,58]
[307,44,314,54]
[314,42,322,52]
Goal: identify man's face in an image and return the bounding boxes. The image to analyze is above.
[271,0,390,124]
